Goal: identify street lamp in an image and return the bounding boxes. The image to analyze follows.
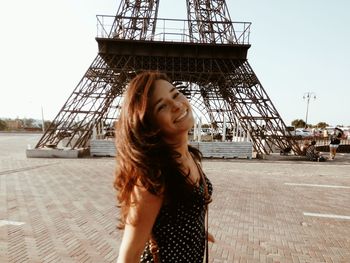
[303,92,316,127]
[41,105,45,133]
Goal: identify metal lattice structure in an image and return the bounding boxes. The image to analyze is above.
[186,0,237,43]
[35,0,302,156]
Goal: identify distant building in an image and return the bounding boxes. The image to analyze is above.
[6,119,23,130]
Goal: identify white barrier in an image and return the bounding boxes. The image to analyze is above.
[90,139,116,157]
[90,139,253,159]
[190,141,252,159]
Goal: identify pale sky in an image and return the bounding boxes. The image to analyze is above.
[0,0,349,127]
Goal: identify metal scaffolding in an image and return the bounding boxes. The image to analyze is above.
[35,0,301,156]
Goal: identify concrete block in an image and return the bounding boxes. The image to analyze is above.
[26,148,88,158]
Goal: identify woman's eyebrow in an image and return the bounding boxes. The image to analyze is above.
[154,98,163,108]
[154,88,177,108]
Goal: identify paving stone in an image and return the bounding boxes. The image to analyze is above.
[1,133,350,262]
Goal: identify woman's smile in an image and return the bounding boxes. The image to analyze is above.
[174,109,188,123]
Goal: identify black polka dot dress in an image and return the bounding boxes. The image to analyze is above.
[140,175,213,263]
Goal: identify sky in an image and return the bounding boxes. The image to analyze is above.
[0,0,349,127]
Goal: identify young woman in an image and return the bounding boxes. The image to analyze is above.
[329,127,343,160]
[114,71,214,263]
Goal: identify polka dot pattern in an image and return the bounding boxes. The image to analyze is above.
[140,175,213,263]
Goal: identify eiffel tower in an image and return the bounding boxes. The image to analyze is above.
[34,0,302,156]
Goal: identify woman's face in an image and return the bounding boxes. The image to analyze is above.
[149,79,194,139]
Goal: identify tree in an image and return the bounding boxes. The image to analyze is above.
[315,122,329,129]
[23,118,35,128]
[44,120,53,130]
[0,119,7,130]
[291,119,306,128]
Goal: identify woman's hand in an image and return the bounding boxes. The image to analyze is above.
[207,231,215,243]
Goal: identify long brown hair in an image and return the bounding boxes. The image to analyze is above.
[114,71,202,228]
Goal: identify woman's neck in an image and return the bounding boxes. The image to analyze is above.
[163,133,190,159]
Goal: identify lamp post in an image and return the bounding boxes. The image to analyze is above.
[303,92,316,128]
[41,105,45,133]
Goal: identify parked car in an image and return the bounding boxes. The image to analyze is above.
[295,129,312,137]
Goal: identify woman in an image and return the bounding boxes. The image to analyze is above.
[329,127,343,160]
[114,71,214,263]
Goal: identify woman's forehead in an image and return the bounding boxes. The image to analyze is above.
[152,80,175,96]
[149,80,176,104]
[154,79,173,90]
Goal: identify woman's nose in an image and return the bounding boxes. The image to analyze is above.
[171,100,181,111]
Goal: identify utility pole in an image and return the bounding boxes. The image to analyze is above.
[41,106,45,133]
[303,92,316,128]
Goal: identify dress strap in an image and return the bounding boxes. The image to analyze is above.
[192,157,211,203]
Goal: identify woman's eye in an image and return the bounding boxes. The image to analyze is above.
[173,92,180,99]
[158,104,166,111]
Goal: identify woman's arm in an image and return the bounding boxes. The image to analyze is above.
[117,185,163,263]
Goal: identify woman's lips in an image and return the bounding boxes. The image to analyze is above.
[174,110,188,122]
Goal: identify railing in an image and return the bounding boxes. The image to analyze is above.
[316,137,350,146]
[96,15,251,45]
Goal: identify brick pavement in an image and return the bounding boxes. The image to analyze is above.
[1,133,350,262]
